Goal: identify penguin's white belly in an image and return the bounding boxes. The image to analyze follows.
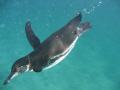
[43,37,78,70]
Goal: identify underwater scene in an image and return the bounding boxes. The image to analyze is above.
[0,0,120,90]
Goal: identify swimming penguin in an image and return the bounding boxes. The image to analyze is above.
[3,12,92,85]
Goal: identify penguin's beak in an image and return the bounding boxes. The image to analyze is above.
[3,72,18,85]
[3,64,29,85]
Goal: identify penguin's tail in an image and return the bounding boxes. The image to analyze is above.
[77,21,92,36]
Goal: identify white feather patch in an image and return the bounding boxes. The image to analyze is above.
[43,37,78,70]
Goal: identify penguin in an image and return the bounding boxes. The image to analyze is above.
[3,12,92,85]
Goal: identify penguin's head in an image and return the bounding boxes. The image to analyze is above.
[3,56,30,85]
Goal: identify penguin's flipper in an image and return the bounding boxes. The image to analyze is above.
[25,21,41,50]
[33,63,42,72]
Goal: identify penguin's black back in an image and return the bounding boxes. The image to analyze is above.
[40,13,82,59]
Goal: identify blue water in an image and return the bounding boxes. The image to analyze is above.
[0,0,120,90]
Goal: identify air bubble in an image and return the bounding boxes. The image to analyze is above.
[82,1,102,14]
[0,24,5,28]
[70,4,72,7]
